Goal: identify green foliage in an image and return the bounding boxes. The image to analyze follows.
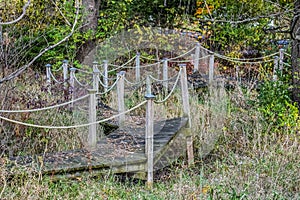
[194,0,293,53]
[258,75,298,132]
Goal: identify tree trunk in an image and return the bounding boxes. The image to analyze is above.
[291,0,300,104]
[76,0,101,63]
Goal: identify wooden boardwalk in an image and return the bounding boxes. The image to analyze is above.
[5,117,188,178]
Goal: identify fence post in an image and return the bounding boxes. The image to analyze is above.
[69,67,76,108]
[279,48,284,72]
[273,56,279,81]
[62,60,69,87]
[136,52,141,82]
[93,66,100,93]
[45,64,51,84]
[88,89,97,149]
[209,52,214,85]
[103,60,108,92]
[194,42,200,72]
[163,58,168,93]
[117,71,126,127]
[145,89,155,188]
[179,64,194,166]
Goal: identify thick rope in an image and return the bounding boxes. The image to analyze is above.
[49,70,64,84]
[154,68,182,103]
[96,76,120,95]
[108,55,137,72]
[149,70,180,83]
[169,55,210,63]
[168,46,196,60]
[0,100,147,129]
[74,74,92,87]
[0,94,89,113]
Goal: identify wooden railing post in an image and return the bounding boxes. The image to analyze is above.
[194,42,201,72]
[88,89,97,149]
[103,60,108,92]
[136,52,141,82]
[117,71,126,127]
[92,65,100,93]
[179,64,194,166]
[208,52,214,85]
[163,58,168,93]
[69,67,76,108]
[279,48,284,71]
[145,90,155,188]
[273,56,279,81]
[62,60,69,87]
[45,64,51,84]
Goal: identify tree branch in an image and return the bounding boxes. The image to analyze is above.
[0,0,31,25]
[0,0,80,83]
[197,8,294,25]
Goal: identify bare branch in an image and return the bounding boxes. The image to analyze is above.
[0,0,31,25]
[197,8,294,25]
[0,0,80,83]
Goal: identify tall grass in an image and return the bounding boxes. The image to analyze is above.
[0,71,299,199]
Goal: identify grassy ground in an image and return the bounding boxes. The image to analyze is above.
[0,70,299,199]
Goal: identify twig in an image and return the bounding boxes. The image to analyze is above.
[0,0,31,25]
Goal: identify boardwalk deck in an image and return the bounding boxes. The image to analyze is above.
[5,117,188,178]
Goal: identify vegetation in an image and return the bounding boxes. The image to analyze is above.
[0,0,299,199]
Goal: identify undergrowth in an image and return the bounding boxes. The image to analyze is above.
[0,69,299,199]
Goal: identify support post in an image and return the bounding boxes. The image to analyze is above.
[136,52,141,82]
[103,60,108,92]
[88,89,97,149]
[279,48,284,71]
[93,66,100,93]
[209,52,214,85]
[45,64,51,84]
[117,71,126,127]
[62,60,69,86]
[273,56,279,81]
[69,67,76,108]
[163,58,168,93]
[194,43,200,72]
[145,91,155,188]
[179,64,194,166]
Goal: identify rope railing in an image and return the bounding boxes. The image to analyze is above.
[169,55,210,63]
[72,67,93,74]
[154,68,182,104]
[284,52,291,57]
[107,55,137,72]
[216,56,274,64]
[73,73,92,87]
[168,46,196,60]
[0,94,89,113]
[49,70,64,84]
[0,100,147,129]
[96,75,121,95]
[149,70,180,83]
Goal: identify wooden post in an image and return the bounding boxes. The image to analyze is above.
[45,64,51,84]
[145,91,155,188]
[93,67,100,92]
[136,52,141,82]
[194,43,200,72]
[117,71,126,127]
[93,61,99,71]
[279,48,284,71]
[88,89,97,149]
[179,64,194,166]
[209,53,214,85]
[69,67,76,108]
[103,60,108,92]
[62,60,69,86]
[273,56,279,81]
[163,58,168,93]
